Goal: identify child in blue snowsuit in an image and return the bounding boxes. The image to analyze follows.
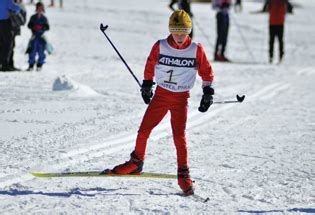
[27,2,49,71]
[213,0,231,62]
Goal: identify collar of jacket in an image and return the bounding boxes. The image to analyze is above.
[167,34,192,50]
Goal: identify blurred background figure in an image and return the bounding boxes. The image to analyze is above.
[28,0,42,4]
[26,2,50,71]
[262,0,293,13]
[169,0,177,11]
[234,0,242,13]
[0,0,20,72]
[213,0,231,62]
[266,0,289,63]
[8,0,27,71]
[49,0,63,8]
[178,0,193,38]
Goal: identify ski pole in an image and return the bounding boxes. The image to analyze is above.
[213,94,245,104]
[100,23,141,88]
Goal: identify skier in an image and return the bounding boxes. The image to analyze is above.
[26,2,50,71]
[106,10,215,196]
[213,0,231,62]
[267,0,288,63]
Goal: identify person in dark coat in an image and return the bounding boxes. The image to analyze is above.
[234,0,242,12]
[27,2,50,71]
[169,0,177,11]
[178,0,193,38]
[0,0,20,71]
[213,0,231,62]
[9,0,27,71]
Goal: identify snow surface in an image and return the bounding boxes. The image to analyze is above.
[0,0,314,214]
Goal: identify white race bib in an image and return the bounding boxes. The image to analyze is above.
[155,39,198,92]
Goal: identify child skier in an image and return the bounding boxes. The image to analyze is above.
[105,10,214,196]
[26,2,49,71]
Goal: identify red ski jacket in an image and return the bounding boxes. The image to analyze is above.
[269,0,287,25]
[144,35,214,83]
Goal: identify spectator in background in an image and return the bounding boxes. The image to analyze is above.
[178,0,193,38]
[262,0,293,13]
[0,0,20,72]
[169,0,177,11]
[213,0,231,62]
[267,0,288,63]
[8,0,27,71]
[27,2,50,71]
[234,0,242,13]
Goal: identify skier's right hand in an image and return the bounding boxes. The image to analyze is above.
[141,80,154,104]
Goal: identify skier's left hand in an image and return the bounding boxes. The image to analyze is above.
[141,80,154,104]
[198,86,214,112]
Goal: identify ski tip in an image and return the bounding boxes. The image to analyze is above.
[31,173,46,177]
[31,172,62,177]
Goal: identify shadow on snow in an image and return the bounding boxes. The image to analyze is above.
[0,187,140,197]
[238,208,315,214]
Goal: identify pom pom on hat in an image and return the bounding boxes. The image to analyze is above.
[169,10,192,34]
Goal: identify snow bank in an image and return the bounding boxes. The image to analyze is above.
[52,75,79,91]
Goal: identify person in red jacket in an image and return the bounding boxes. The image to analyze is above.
[105,10,214,196]
[267,0,287,63]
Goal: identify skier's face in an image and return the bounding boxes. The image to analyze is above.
[172,33,188,46]
[36,5,45,15]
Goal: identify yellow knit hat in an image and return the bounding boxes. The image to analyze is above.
[169,10,192,34]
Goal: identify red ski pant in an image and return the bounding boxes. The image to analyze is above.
[134,86,190,168]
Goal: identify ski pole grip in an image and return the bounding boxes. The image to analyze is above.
[100,24,108,32]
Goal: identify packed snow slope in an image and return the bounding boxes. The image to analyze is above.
[0,0,314,214]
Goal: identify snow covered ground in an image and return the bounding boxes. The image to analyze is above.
[0,0,314,213]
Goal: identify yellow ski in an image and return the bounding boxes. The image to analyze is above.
[32,171,177,179]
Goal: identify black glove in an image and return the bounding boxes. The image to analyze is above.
[141,80,154,104]
[198,86,214,112]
